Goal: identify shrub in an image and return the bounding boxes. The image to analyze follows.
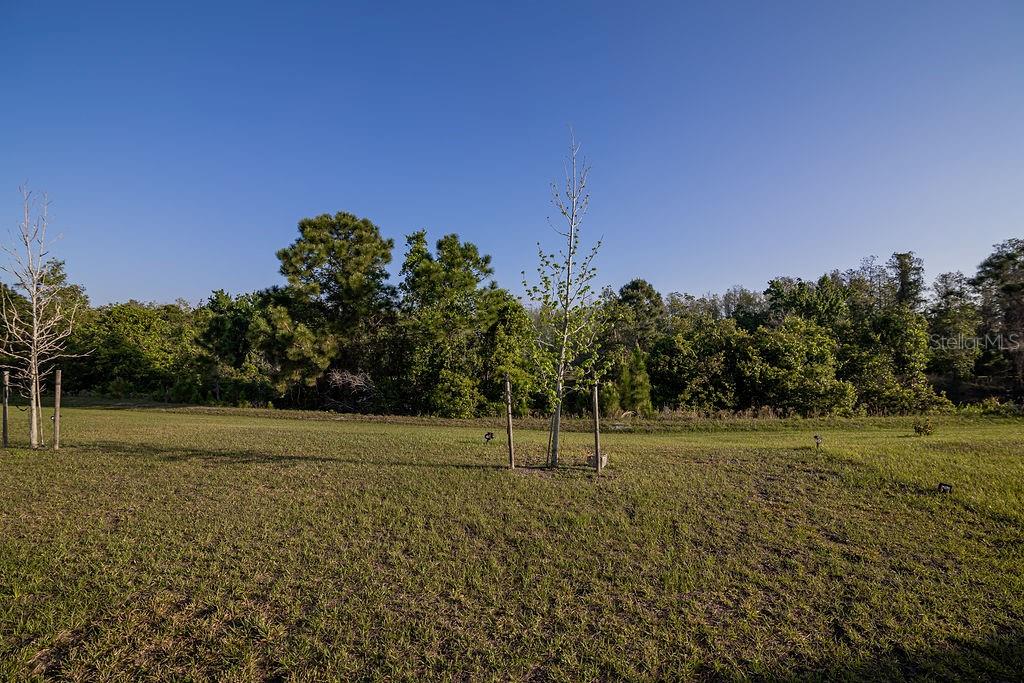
[913,418,934,436]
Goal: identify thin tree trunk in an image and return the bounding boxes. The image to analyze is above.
[36,372,45,447]
[551,399,562,468]
[31,279,41,448]
[28,372,38,449]
[550,370,565,468]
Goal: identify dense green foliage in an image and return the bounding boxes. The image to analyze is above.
[2,408,1022,678]
[39,214,1024,416]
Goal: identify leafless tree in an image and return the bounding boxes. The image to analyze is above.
[325,368,377,411]
[1,187,82,448]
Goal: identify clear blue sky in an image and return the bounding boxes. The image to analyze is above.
[2,1,1022,305]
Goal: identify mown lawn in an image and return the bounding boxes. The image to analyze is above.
[1,408,1022,680]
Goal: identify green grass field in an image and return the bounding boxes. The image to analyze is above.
[1,408,1023,680]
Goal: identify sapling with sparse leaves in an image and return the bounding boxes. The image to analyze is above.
[524,133,608,467]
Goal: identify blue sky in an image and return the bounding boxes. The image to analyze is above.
[2,1,1022,305]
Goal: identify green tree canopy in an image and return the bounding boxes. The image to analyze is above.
[744,316,855,416]
[277,212,395,328]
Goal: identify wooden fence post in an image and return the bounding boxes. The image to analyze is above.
[546,414,554,468]
[2,371,8,449]
[504,374,515,470]
[53,369,62,451]
[592,381,602,473]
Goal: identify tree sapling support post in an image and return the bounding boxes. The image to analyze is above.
[546,413,555,468]
[505,374,515,469]
[53,369,61,450]
[2,371,8,448]
[592,381,602,473]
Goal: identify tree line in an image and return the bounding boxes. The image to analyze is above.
[31,216,1023,418]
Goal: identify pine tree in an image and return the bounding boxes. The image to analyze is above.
[622,348,653,416]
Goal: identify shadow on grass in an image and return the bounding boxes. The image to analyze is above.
[810,627,1024,681]
[35,398,191,410]
[74,440,569,473]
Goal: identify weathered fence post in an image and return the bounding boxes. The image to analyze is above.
[504,374,515,469]
[546,414,554,468]
[592,381,602,473]
[2,371,8,448]
[53,369,62,450]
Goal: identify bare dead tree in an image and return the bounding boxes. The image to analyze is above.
[1,187,83,448]
[325,368,377,411]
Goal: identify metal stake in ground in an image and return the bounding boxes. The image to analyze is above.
[505,374,515,469]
